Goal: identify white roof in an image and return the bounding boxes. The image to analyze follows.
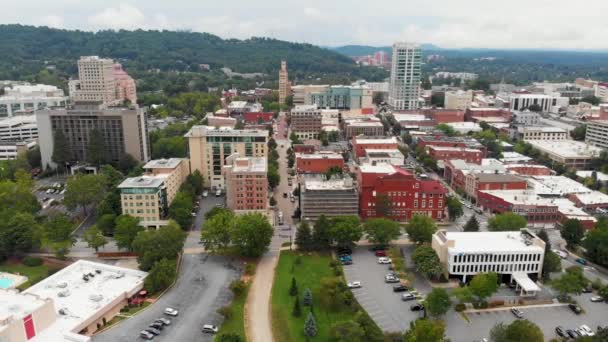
[521,126,567,133]
[359,162,396,174]
[576,171,608,182]
[500,152,532,164]
[23,260,147,342]
[428,146,482,153]
[354,136,398,144]
[231,157,267,173]
[444,231,544,254]
[552,198,597,222]
[143,158,185,169]
[572,191,608,205]
[0,289,48,324]
[297,152,343,160]
[303,176,355,190]
[365,149,404,158]
[528,175,590,195]
[512,272,541,292]
[527,140,602,159]
[347,121,383,127]
[393,114,429,122]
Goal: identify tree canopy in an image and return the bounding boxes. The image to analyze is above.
[487,212,527,232]
[424,288,452,317]
[363,218,401,246]
[560,219,585,249]
[132,221,186,271]
[405,215,437,244]
[490,320,544,342]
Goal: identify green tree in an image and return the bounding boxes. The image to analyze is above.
[201,210,235,252]
[51,130,71,170]
[86,128,110,166]
[268,165,280,189]
[405,215,437,245]
[404,319,445,342]
[424,288,452,317]
[289,277,298,296]
[329,321,364,342]
[560,219,585,249]
[372,92,384,105]
[570,125,587,141]
[290,132,302,145]
[295,221,314,251]
[117,153,140,174]
[64,174,107,215]
[99,165,125,187]
[304,312,317,339]
[0,180,40,214]
[42,213,76,259]
[216,333,243,342]
[230,213,274,257]
[446,197,464,221]
[303,288,313,306]
[312,215,332,250]
[436,123,457,137]
[26,146,41,169]
[490,320,544,342]
[168,191,194,229]
[114,215,144,251]
[452,286,474,303]
[463,215,479,232]
[542,251,562,280]
[97,213,117,236]
[551,266,588,297]
[583,222,608,267]
[355,311,384,342]
[0,211,40,258]
[330,216,362,248]
[469,272,499,302]
[374,194,393,218]
[83,226,107,252]
[363,218,400,246]
[132,221,186,271]
[292,296,302,317]
[487,212,527,232]
[412,245,444,280]
[144,258,176,293]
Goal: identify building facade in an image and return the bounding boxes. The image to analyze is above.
[362,149,405,166]
[343,119,385,138]
[464,173,527,201]
[517,126,568,141]
[444,90,473,110]
[427,146,484,164]
[388,43,422,110]
[0,140,37,160]
[224,155,268,212]
[526,140,602,169]
[0,84,67,117]
[118,176,168,226]
[307,86,373,110]
[279,61,289,104]
[186,126,268,189]
[352,136,399,158]
[300,175,359,221]
[290,105,322,140]
[0,115,38,141]
[585,120,608,149]
[296,152,344,174]
[143,158,190,205]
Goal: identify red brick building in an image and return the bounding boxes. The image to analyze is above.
[293,144,317,154]
[357,164,447,221]
[465,108,512,122]
[296,152,344,174]
[352,136,399,158]
[417,136,487,157]
[465,173,527,201]
[243,112,274,124]
[568,192,608,211]
[396,109,465,123]
[427,146,484,164]
[505,164,553,176]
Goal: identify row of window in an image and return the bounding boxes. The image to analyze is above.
[451,262,539,274]
[452,253,542,264]
[123,208,157,215]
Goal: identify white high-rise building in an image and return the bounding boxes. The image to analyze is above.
[388,43,422,111]
[72,56,117,104]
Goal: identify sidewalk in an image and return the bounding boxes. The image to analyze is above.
[245,247,279,342]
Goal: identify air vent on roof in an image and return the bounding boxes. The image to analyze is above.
[58,290,70,297]
[56,282,68,288]
[89,294,103,302]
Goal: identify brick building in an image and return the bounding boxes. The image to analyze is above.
[443,159,506,191]
[465,108,512,122]
[427,146,484,164]
[464,173,527,201]
[343,119,385,138]
[417,136,487,157]
[352,136,399,158]
[223,155,268,212]
[358,163,448,221]
[504,164,553,176]
[296,152,344,174]
[290,105,322,140]
[293,144,317,154]
[243,112,274,124]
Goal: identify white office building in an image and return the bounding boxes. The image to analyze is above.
[432,229,545,295]
[496,93,568,113]
[0,115,38,141]
[0,84,67,117]
[388,43,422,110]
[585,120,608,149]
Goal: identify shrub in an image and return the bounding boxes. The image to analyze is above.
[23,256,43,267]
[230,280,247,296]
[489,300,505,308]
[454,303,466,312]
[244,263,256,276]
[333,268,342,277]
[217,305,233,319]
[216,333,243,342]
[329,260,338,268]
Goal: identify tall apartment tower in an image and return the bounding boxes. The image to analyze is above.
[279,60,289,104]
[388,43,422,111]
[70,56,137,105]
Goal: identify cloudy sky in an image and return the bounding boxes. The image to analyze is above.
[2,0,607,49]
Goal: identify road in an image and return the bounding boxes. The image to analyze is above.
[246,113,294,342]
[95,194,238,342]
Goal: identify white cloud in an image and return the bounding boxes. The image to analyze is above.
[88,3,146,30]
[40,15,64,29]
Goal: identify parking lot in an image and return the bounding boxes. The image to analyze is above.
[343,246,426,332]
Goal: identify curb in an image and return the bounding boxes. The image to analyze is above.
[463,302,566,314]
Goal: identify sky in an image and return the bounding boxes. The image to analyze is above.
[1,0,608,50]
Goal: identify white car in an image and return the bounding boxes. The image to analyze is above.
[215,189,222,197]
[347,281,362,289]
[401,292,416,301]
[164,307,179,316]
[579,324,595,336]
[378,257,392,264]
[590,296,604,302]
[202,190,208,197]
[202,324,219,334]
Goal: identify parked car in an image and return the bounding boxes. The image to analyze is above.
[149,322,164,331]
[290,196,296,203]
[568,303,582,315]
[140,330,155,340]
[393,285,409,292]
[215,189,222,197]
[164,307,179,316]
[283,192,288,198]
[576,258,588,265]
[566,329,579,339]
[510,307,524,318]
[347,281,362,289]
[401,292,416,301]
[155,318,171,326]
[410,303,425,311]
[378,257,392,264]
[590,296,604,302]
[202,190,208,197]
[555,326,566,338]
[582,286,593,293]
[337,247,352,255]
[339,255,352,262]
[375,250,387,257]
[580,324,595,336]
[202,324,219,334]
[145,327,161,336]
[341,259,353,265]
[385,274,400,283]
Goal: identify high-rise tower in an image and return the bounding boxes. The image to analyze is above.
[279,60,289,104]
[388,43,422,110]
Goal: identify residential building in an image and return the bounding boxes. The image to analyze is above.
[0,84,67,117]
[444,90,473,110]
[143,158,190,205]
[0,140,37,160]
[0,260,147,342]
[517,126,568,141]
[300,175,359,221]
[279,61,290,104]
[224,155,268,212]
[585,120,608,149]
[343,118,385,138]
[352,136,399,158]
[36,105,150,169]
[428,146,484,164]
[307,85,373,110]
[290,105,322,140]
[358,163,447,221]
[186,126,268,189]
[296,152,344,174]
[0,115,38,141]
[464,173,527,201]
[362,149,405,166]
[118,176,168,226]
[526,140,602,169]
[388,42,422,110]
[431,230,545,288]
[70,56,136,105]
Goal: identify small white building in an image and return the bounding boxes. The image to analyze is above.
[362,148,405,166]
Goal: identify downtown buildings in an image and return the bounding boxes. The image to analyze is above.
[585,120,608,149]
[0,84,67,117]
[224,155,268,213]
[388,42,422,111]
[300,175,359,221]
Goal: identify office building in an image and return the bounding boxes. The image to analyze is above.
[517,126,568,141]
[526,140,602,169]
[36,105,150,169]
[279,61,290,104]
[296,152,344,174]
[444,90,473,110]
[186,126,268,189]
[0,115,38,141]
[70,56,136,105]
[362,149,405,166]
[496,93,568,113]
[428,146,484,165]
[300,175,359,221]
[0,260,146,342]
[358,164,447,221]
[0,140,37,160]
[352,136,399,158]
[143,158,190,204]
[290,105,322,140]
[585,120,608,149]
[307,85,373,110]
[511,111,541,126]
[0,84,67,117]
[464,173,527,201]
[224,155,267,212]
[291,85,329,105]
[388,43,422,110]
[432,229,545,291]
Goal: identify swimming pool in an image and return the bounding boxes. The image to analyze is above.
[0,277,15,289]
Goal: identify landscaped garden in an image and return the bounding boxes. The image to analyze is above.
[0,257,63,290]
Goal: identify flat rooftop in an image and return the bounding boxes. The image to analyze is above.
[359,163,396,174]
[365,149,403,158]
[0,289,49,325]
[296,152,343,160]
[576,171,608,182]
[428,146,482,153]
[354,136,399,144]
[118,175,166,189]
[473,173,524,183]
[23,260,147,342]
[571,191,608,205]
[347,121,383,127]
[393,114,429,122]
[303,175,356,191]
[478,189,554,206]
[527,140,603,158]
[528,175,590,195]
[231,157,267,173]
[500,152,532,163]
[521,126,567,133]
[185,125,269,138]
[442,230,544,254]
[143,158,185,169]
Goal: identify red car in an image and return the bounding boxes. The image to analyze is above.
[375,250,387,257]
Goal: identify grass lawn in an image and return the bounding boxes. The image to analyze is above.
[215,284,250,340]
[271,251,361,342]
[0,261,62,290]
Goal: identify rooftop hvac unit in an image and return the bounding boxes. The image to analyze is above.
[89,294,103,302]
[58,290,70,297]
[56,282,68,288]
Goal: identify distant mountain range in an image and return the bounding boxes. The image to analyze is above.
[328,44,442,56]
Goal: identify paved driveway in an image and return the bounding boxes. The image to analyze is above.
[343,246,425,333]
